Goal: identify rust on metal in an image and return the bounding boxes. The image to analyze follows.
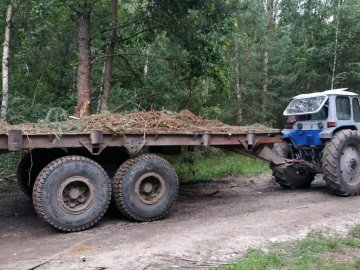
[124,136,147,154]
[90,130,103,145]
[246,130,256,149]
[202,133,210,146]
[0,129,283,158]
[8,129,22,151]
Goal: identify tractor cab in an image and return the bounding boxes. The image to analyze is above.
[273,88,360,194]
[282,88,360,147]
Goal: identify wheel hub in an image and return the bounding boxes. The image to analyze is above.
[143,183,153,193]
[349,158,357,171]
[58,176,96,214]
[135,173,166,205]
[69,188,81,199]
[340,144,360,186]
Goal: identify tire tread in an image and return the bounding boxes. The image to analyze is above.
[321,129,360,196]
[113,154,179,222]
[32,155,111,232]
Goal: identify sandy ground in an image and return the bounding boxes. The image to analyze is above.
[1,174,360,270]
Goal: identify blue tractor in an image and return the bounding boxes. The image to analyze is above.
[272,88,360,195]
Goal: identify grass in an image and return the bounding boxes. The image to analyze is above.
[221,225,360,270]
[224,251,281,270]
[169,148,270,182]
[0,148,270,181]
[173,154,270,181]
[0,152,20,177]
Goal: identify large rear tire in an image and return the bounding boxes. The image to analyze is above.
[33,156,111,232]
[321,129,360,196]
[112,154,179,222]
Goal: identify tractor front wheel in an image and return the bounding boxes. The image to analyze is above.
[272,143,315,189]
[273,164,315,189]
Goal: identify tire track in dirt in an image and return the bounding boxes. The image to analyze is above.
[1,174,360,269]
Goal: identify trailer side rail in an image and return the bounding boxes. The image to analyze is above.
[0,129,282,155]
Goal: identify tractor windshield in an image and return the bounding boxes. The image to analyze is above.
[284,96,328,116]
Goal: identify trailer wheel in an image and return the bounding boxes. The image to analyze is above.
[67,147,129,178]
[112,154,179,222]
[17,149,66,198]
[321,129,360,196]
[33,156,111,232]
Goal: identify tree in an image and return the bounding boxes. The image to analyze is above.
[1,3,12,120]
[72,3,93,117]
[331,0,342,89]
[100,0,118,112]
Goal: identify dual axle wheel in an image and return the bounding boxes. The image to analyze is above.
[22,153,178,232]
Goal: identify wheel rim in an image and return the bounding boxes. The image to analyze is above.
[340,143,360,186]
[135,172,166,205]
[58,176,96,214]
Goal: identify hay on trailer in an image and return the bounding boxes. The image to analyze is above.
[1,110,277,135]
[0,121,9,132]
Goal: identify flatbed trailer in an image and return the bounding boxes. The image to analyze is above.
[0,127,283,232]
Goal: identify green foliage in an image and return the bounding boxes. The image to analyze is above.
[7,93,50,124]
[223,250,281,270]
[222,227,360,270]
[169,148,270,182]
[349,225,360,239]
[201,105,223,120]
[0,153,20,177]
[1,0,360,127]
[294,232,343,263]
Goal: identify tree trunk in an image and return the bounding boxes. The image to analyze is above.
[1,4,13,121]
[234,40,242,125]
[331,0,341,89]
[100,0,118,112]
[262,0,275,120]
[263,0,274,95]
[75,9,92,118]
[143,45,149,77]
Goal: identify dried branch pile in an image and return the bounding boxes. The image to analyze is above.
[0,110,277,135]
[0,121,9,132]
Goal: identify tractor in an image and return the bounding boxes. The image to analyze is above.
[272,88,360,196]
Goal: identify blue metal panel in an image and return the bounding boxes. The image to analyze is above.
[282,129,324,146]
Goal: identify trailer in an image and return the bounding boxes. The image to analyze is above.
[3,88,360,232]
[0,122,283,232]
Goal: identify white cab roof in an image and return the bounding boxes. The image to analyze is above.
[293,88,358,99]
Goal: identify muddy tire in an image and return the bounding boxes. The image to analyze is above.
[321,129,360,196]
[33,156,111,232]
[273,164,315,189]
[271,143,315,189]
[112,154,179,222]
[17,149,66,198]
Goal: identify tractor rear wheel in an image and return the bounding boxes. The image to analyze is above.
[321,129,360,196]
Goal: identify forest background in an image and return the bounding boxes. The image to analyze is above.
[0,0,359,128]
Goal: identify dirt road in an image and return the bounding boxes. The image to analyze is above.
[1,174,360,270]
